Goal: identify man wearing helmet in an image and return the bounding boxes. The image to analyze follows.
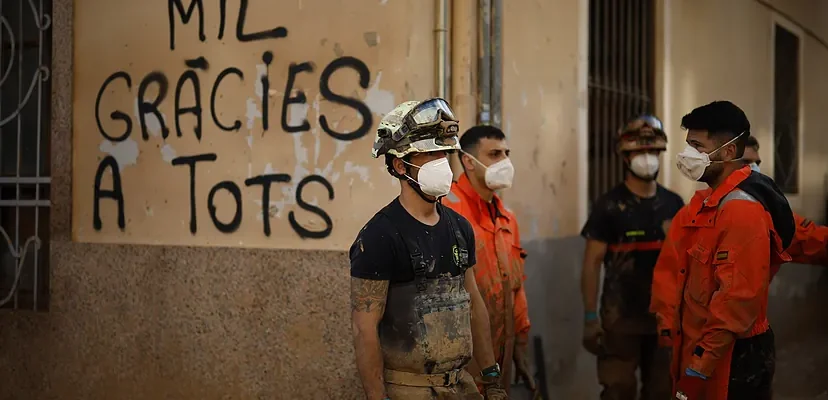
[349,98,508,400]
[579,115,684,400]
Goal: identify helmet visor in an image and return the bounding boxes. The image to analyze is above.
[619,115,666,141]
[410,98,457,125]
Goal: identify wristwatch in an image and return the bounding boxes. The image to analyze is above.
[481,363,501,377]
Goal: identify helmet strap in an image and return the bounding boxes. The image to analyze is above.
[401,163,439,203]
[406,179,439,203]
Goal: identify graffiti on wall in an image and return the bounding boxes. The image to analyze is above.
[73,0,419,250]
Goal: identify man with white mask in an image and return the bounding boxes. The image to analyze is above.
[443,125,537,397]
[649,101,795,400]
[580,115,683,400]
[350,98,508,400]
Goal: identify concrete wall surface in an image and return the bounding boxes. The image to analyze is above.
[0,0,827,399]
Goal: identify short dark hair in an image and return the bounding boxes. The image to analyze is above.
[746,135,759,150]
[680,101,751,157]
[459,125,506,155]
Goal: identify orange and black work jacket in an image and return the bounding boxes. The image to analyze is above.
[443,173,530,381]
[650,166,795,399]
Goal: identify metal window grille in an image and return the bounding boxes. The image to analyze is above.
[773,23,800,194]
[587,0,655,204]
[0,0,52,311]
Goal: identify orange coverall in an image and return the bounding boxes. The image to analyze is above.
[788,214,828,266]
[443,173,530,389]
[650,167,792,399]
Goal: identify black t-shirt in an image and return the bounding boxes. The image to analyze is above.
[581,183,685,328]
[350,198,477,283]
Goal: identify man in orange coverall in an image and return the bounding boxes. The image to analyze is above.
[650,101,795,400]
[443,125,537,397]
[741,135,828,269]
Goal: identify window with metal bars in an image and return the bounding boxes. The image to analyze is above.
[773,23,800,194]
[587,0,655,205]
[0,0,52,311]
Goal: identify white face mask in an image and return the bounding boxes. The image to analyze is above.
[404,158,453,197]
[749,162,761,173]
[484,158,515,190]
[676,131,746,181]
[463,151,515,190]
[629,153,660,180]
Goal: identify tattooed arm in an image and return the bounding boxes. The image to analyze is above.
[351,277,390,400]
[464,268,497,369]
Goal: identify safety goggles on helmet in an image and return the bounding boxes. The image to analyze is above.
[392,98,459,141]
[617,114,667,152]
[372,97,461,158]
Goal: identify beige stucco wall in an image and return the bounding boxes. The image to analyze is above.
[2,0,828,399]
[501,0,585,240]
[660,0,828,221]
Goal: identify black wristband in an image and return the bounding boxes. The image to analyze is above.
[481,364,501,377]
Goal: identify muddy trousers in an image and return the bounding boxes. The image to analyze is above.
[597,332,671,400]
[385,370,483,400]
[727,328,775,400]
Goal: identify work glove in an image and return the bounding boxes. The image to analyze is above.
[674,369,707,400]
[582,317,604,356]
[513,336,539,396]
[480,374,509,400]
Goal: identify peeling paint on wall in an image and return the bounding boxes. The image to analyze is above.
[99,139,139,170]
[160,144,176,163]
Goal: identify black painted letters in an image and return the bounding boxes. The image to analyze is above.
[172,153,218,234]
[93,156,126,230]
[95,72,133,142]
[281,62,313,133]
[137,72,171,140]
[207,181,243,233]
[318,57,373,141]
[168,0,205,50]
[90,4,386,241]
[245,173,291,236]
[289,175,335,239]
[210,67,244,132]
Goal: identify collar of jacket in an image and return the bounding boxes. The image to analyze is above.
[455,173,512,225]
[690,165,752,212]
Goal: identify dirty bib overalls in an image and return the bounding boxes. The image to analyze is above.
[379,207,483,400]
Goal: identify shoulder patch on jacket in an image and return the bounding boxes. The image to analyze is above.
[800,218,813,228]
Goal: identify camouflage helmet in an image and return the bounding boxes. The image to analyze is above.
[372,97,461,158]
[617,115,667,152]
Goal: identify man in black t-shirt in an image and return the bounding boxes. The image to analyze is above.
[580,115,685,400]
[350,98,507,400]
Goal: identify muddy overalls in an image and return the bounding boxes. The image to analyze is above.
[379,208,483,400]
